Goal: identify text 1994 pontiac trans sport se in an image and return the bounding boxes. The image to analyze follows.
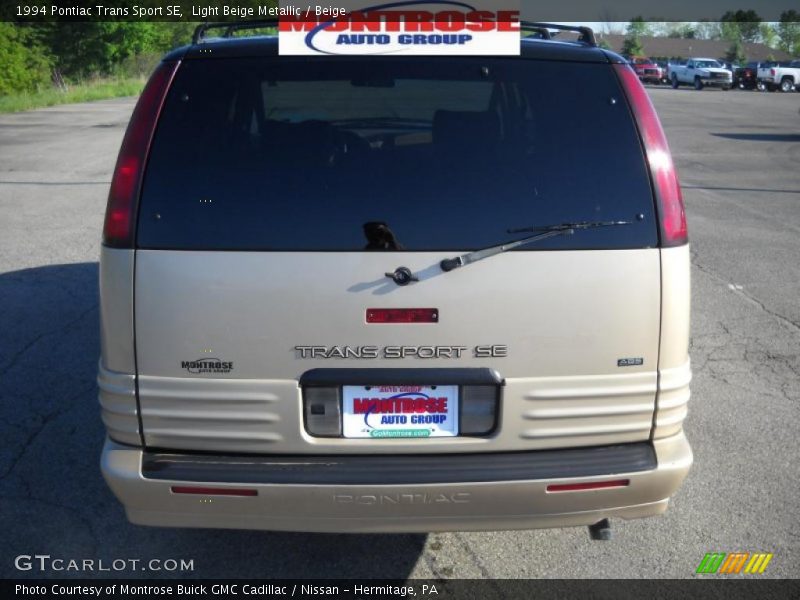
[98,22,691,538]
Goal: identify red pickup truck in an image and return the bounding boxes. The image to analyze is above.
[630,57,664,84]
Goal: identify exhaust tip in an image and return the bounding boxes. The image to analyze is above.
[588,518,612,541]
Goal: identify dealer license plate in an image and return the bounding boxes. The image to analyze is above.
[342,385,459,438]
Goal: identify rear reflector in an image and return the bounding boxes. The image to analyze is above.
[171,486,257,497]
[546,479,630,493]
[103,60,179,248]
[614,64,687,247]
[367,308,439,323]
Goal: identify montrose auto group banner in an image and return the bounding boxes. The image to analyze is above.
[276,1,521,55]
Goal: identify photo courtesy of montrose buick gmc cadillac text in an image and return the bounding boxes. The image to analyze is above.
[98,21,692,538]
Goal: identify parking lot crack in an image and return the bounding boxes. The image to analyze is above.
[0,304,97,377]
[0,383,95,481]
[691,254,800,333]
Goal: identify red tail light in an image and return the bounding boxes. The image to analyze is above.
[367,308,439,323]
[171,486,257,497]
[614,64,688,246]
[103,61,179,247]
[770,68,776,76]
[547,479,630,493]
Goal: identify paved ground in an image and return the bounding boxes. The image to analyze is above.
[0,87,798,579]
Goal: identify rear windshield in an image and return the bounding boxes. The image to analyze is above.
[137,56,658,251]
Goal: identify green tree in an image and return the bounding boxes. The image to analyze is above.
[626,16,652,38]
[42,22,163,78]
[721,10,762,43]
[695,20,722,40]
[777,11,800,56]
[759,23,779,49]
[621,17,646,57]
[725,39,746,64]
[0,23,53,95]
[665,22,697,39]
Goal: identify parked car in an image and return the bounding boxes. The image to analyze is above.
[670,58,732,90]
[630,56,664,84]
[665,61,684,82]
[733,62,764,90]
[655,61,670,84]
[99,22,692,535]
[757,60,800,92]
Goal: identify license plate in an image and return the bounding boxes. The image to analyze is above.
[342,385,459,438]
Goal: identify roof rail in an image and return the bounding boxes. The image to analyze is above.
[520,22,596,46]
[192,19,596,47]
[193,20,279,45]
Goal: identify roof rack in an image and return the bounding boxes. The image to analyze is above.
[192,19,596,48]
[193,20,279,45]
[520,22,596,46]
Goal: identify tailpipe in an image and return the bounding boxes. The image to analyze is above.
[588,518,612,541]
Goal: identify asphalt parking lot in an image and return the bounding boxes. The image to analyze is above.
[0,86,798,579]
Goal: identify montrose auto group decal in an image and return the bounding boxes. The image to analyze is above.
[343,385,459,437]
[278,0,521,55]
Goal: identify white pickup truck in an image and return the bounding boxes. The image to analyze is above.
[670,58,733,90]
[757,61,800,92]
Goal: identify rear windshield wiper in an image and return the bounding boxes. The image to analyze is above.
[439,220,633,272]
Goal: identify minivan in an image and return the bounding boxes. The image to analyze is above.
[99,21,692,536]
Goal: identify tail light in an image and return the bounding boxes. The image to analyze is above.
[367,308,439,323]
[614,64,688,246]
[547,479,630,493]
[103,61,179,248]
[770,68,776,76]
[171,486,257,497]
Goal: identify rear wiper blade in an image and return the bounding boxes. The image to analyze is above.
[439,220,633,272]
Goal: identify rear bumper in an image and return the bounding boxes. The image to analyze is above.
[101,432,692,533]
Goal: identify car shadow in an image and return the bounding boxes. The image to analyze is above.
[711,132,800,143]
[0,262,427,579]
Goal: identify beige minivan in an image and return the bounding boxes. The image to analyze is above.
[98,22,691,537]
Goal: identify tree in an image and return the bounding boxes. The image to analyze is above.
[695,20,722,40]
[626,16,652,38]
[598,9,624,35]
[665,23,697,39]
[621,17,647,57]
[721,10,762,43]
[777,11,800,56]
[0,23,53,95]
[40,22,164,79]
[725,39,746,64]
[597,38,611,50]
[759,23,779,49]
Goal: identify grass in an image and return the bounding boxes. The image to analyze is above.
[0,78,145,113]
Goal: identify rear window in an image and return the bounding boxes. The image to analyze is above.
[137,56,658,251]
